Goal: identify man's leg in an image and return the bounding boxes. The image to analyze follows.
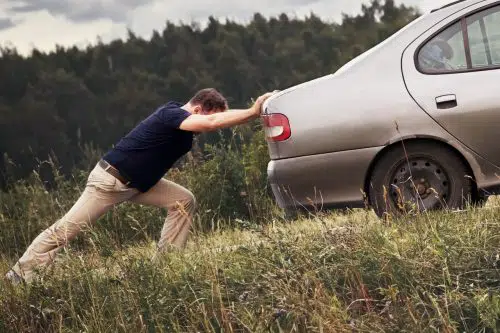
[9,163,138,283]
[130,178,196,251]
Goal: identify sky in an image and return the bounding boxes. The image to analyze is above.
[0,0,452,55]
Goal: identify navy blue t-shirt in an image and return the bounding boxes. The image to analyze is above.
[102,101,193,192]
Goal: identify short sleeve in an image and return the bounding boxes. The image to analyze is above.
[159,106,191,128]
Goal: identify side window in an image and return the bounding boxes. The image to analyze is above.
[467,19,489,67]
[417,4,500,73]
[417,22,467,72]
[466,6,500,68]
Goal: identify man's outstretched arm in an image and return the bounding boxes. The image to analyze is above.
[179,92,275,132]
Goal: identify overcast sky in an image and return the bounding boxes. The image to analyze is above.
[0,0,451,55]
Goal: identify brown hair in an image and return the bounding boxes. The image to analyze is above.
[189,88,228,112]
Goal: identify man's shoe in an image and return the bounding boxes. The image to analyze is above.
[4,270,24,285]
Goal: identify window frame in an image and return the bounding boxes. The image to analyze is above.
[414,1,500,75]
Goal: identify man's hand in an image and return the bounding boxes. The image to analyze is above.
[250,91,279,116]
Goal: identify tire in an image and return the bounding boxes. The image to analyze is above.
[368,141,474,219]
[472,191,489,207]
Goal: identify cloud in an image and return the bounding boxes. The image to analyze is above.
[0,17,16,30]
[2,0,444,28]
[0,0,452,55]
[128,0,370,38]
[5,0,154,23]
[3,0,392,27]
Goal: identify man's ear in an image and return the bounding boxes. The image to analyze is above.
[193,105,203,114]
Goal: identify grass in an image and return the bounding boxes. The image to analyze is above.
[1,196,499,332]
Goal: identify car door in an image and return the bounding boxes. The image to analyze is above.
[402,1,500,167]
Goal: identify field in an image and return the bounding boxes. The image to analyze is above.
[1,175,499,332]
[2,2,499,331]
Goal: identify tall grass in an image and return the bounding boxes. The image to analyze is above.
[1,205,499,332]
[0,124,499,332]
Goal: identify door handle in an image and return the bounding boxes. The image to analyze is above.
[436,94,457,109]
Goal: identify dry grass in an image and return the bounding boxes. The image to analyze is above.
[1,199,499,332]
[0,168,499,332]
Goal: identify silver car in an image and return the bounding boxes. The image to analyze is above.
[261,0,500,218]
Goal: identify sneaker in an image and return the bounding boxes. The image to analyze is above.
[4,270,24,285]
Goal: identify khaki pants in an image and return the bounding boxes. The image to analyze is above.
[11,162,196,282]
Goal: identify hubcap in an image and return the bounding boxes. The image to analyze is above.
[389,157,450,211]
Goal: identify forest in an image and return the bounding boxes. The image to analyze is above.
[0,0,419,189]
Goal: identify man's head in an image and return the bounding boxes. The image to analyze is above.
[184,88,228,115]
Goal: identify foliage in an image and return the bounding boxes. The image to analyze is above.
[0,0,420,189]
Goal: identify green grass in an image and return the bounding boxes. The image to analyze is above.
[1,199,499,332]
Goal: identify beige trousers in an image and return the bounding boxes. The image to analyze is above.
[11,162,196,282]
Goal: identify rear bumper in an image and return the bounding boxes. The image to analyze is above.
[267,146,383,211]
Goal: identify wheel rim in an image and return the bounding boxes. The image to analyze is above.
[388,157,451,212]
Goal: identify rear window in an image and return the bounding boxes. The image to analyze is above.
[417,21,467,72]
[417,4,500,73]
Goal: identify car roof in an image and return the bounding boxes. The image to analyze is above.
[431,0,488,13]
[431,0,467,13]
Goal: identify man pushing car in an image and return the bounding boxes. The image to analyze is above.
[5,88,276,284]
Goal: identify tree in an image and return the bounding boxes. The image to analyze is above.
[0,1,420,188]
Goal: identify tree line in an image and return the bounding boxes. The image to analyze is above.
[0,0,419,188]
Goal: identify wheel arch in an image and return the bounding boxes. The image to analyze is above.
[363,136,479,205]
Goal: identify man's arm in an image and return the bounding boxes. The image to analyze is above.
[179,108,256,132]
[179,92,275,132]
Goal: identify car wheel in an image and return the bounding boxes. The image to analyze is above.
[472,191,489,207]
[368,142,473,218]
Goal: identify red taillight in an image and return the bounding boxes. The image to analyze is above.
[262,113,291,142]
